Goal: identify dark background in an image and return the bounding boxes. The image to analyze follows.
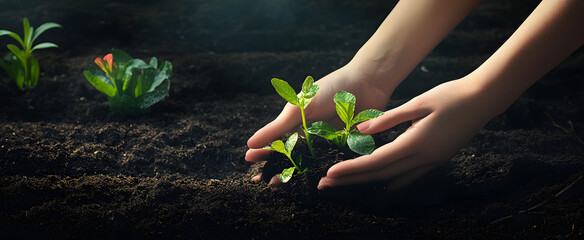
[1,0,583,239]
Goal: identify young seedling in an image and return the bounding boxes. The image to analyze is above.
[271,76,319,157]
[264,132,307,183]
[83,48,172,115]
[0,18,62,91]
[308,91,383,155]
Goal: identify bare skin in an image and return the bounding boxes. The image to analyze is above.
[247,0,584,189]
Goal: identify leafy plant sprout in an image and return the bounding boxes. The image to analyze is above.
[308,91,384,155]
[83,48,172,115]
[0,18,62,91]
[264,132,307,183]
[271,76,320,157]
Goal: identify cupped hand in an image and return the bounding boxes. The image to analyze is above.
[246,64,395,183]
[318,78,502,190]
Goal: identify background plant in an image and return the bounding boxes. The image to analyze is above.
[83,48,172,115]
[0,18,61,91]
[271,76,319,157]
[264,132,306,183]
[308,91,383,155]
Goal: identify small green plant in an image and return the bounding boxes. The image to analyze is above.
[264,132,307,183]
[308,91,383,155]
[0,18,61,91]
[83,48,172,115]
[271,76,319,157]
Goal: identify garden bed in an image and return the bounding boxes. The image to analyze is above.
[1,0,583,239]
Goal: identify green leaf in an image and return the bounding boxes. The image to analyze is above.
[84,70,116,97]
[271,78,299,106]
[299,77,319,102]
[23,18,33,49]
[352,109,384,125]
[334,91,356,125]
[86,64,113,86]
[15,73,25,91]
[32,22,62,43]
[149,61,172,92]
[300,98,312,109]
[111,48,133,63]
[307,121,339,140]
[6,44,26,60]
[301,76,314,94]
[270,140,286,154]
[120,59,149,93]
[0,30,25,47]
[32,42,58,51]
[284,132,298,154]
[0,54,20,81]
[108,79,169,116]
[135,79,169,110]
[85,49,172,115]
[134,73,145,97]
[27,56,39,90]
[149,57,158,68]
[347,132,376,155]
[123,72,140,96]
[123,59,149,75]
[280,167,295,183]
[303,85,319,99]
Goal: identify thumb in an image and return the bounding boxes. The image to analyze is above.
[357,98,430,135]
[247,104,301,149]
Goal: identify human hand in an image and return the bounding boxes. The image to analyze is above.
[318,78,503,190]
[246,64,394,184]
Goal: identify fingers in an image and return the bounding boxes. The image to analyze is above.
[325,127,422,178]
[251,174,262,182]
[357,98,431,135]
[318,154,419,190]
[247,104,301,149]
[269,174,283,186]
[250,173,282,186]
[318,125,432,190]
[245,148,272,162]
[386,165,437,190]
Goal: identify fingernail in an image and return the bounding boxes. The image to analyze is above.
[269,175,282,186]
[357,120,371,131]
[317,178,326,190]
[244,149,252,161]
[251,174,261,182]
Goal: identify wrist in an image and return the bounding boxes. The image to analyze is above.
[462,72,522,119]
[344,50,406,94]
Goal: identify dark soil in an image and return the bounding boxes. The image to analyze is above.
[1,0,583,239]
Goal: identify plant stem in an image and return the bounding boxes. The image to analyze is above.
[24,40,32,90]
[341,124,351,147]
[286,154,300,171]
[22,55,30,90]
[300,106,316,157]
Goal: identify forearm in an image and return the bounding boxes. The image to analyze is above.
[471,0,584,115]
[348,0,482,92]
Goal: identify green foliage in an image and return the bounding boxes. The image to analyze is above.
[264,133,307,183]
[0,18,61,91]
[308,91,383,155]
[271,76,319,157]
[266,80,383,184]
[83,48,172,115]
